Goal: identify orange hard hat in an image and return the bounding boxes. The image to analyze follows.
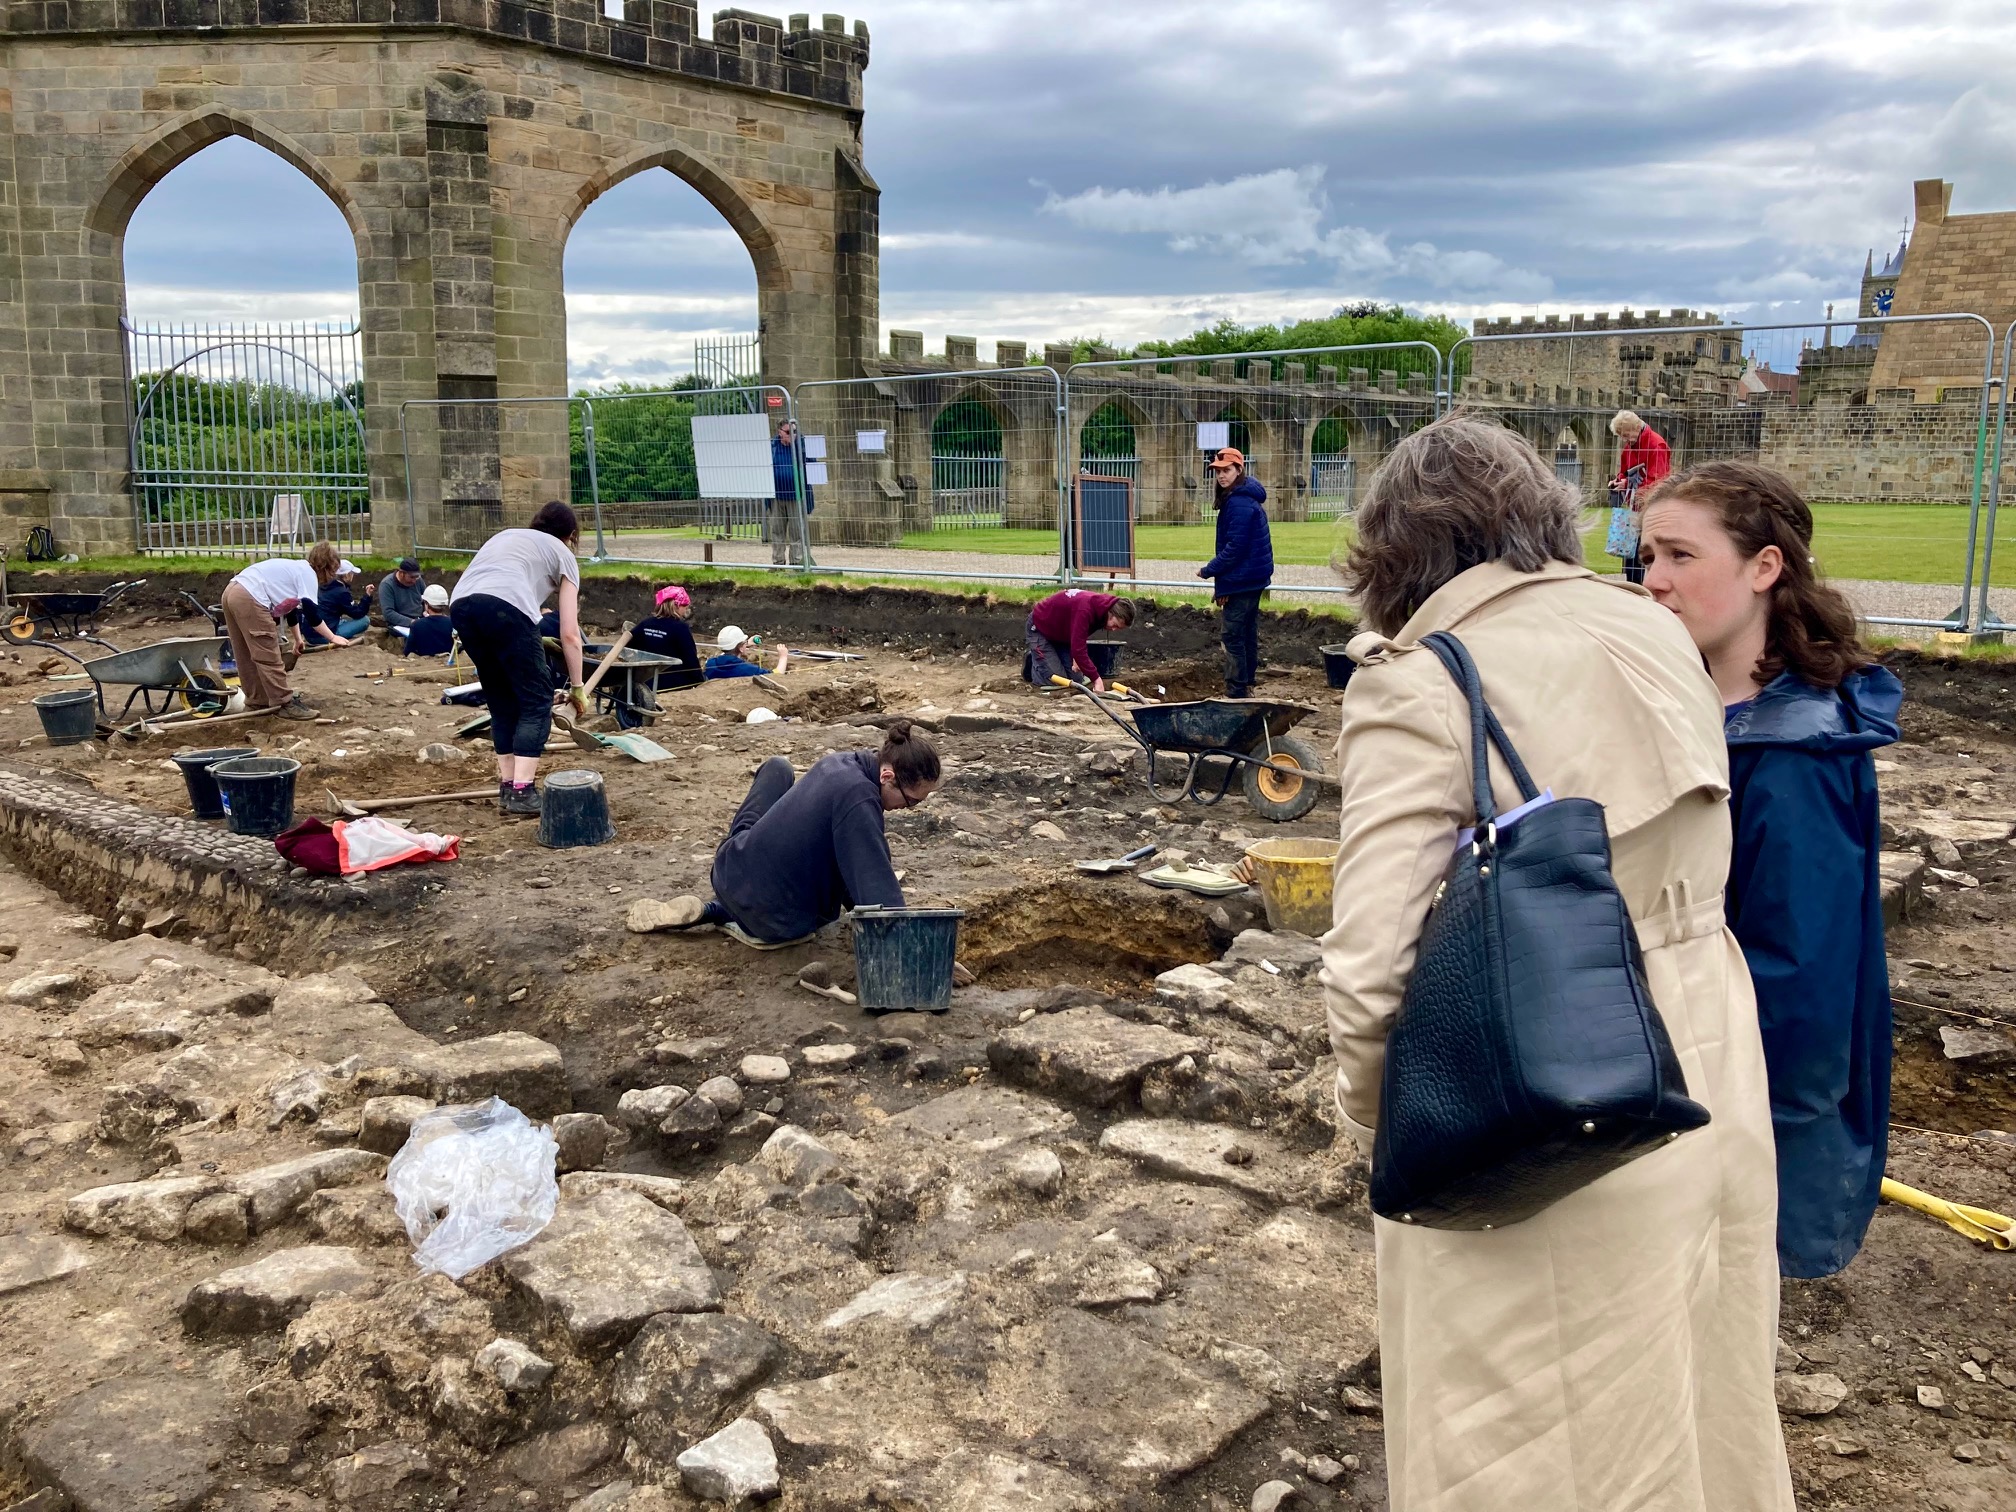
[1209,448,1245,469]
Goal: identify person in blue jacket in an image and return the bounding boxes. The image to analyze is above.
[1640,460,1902,1278]
[769,419,814,567]
[1195,447,1274,697]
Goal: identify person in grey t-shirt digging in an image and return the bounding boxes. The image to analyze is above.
[377,557,428,629]
[448,503,588,816]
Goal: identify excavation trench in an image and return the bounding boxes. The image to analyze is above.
[953,875,1221,993]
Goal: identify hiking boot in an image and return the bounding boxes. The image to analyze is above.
[277,695,316,722]
[500,784,543,817]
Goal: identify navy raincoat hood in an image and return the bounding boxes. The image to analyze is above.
[1203,474,1273,597]
[1724,663,1901,1277]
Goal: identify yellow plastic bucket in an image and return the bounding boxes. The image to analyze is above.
[1243,837,1340,936]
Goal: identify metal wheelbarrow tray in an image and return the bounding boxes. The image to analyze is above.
[574,640,699,728]
[2,580,143,649]
[1063,682,1336,823]
[82,636,233,718]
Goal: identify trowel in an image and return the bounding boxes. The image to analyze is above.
[1075,844,1158,876]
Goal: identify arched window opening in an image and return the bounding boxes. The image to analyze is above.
[931,397,1006,527]
[121,137,365,553]
[1212,406,1252,459]
[1310,413,1353,515]
[1079,402,1137,485]
[1554,429,1583,491]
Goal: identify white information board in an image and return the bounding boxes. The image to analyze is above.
[692,413,774,498]
[801,433,827,460]
[856,429,887,454]
[1196,421,1230,454]
[805,460,830,486]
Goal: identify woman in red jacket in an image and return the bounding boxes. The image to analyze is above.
[1608,409,1672,586]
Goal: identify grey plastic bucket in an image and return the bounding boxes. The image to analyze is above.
[851,906,966,1013]
[32,688,97,746]
[539,768,615,849]
[173,746,259,820]
[210,756,301,838]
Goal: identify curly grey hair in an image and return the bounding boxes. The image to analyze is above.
[1344,413,1584,635]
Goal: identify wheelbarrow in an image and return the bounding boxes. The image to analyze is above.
[81,636,234,719]
[1055,677,1334,823]
[0,546,140,655]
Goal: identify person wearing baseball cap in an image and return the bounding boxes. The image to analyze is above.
[402,583,455,657]
[1197,446,1273,697]
[634,583,703,690]
[705,624,789,680]
[316,558,375,641]
[378,557,428,629]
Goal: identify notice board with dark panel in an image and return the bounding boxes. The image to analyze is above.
[1074,474,1135,577]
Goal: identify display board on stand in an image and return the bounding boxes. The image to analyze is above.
[1074,474,1135,579]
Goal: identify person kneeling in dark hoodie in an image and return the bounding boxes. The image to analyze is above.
[1640,460,1902,1279]
[653,722,941,946]
[1196,447,1274,697]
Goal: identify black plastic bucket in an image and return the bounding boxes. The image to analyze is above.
[32,688,97,746]
[173,746,260,820]
[210,756,301,838]
[1085,639,1125,679]
[1319,643,1357,691]
[539,768,614,849]
[852,906,966,1013]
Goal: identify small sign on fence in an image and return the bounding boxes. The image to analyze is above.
[1074,475,1135,578]
[856,429,886,454]
[1196,420,1230,454]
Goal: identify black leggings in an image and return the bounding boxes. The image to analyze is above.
[450,594,553,759]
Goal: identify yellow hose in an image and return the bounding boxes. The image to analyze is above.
[1881,1177,2015,1251]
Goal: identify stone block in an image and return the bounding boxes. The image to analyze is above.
[677,1417,781,1506]
[499,1188,719,1348]
[19,1375,233,1512]
[181,1245,378,1335]
[612,1312,783,1453]
[987,1009,1206,1108]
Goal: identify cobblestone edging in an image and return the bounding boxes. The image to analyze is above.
[0,765,389,953]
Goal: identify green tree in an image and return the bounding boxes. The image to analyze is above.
[1135,302,1464,380]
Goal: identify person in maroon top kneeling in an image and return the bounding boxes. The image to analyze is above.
[1025,589,1135,692]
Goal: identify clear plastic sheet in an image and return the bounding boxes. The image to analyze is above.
[385,1097,559,1278]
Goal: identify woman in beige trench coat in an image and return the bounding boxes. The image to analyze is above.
[1321,417,1793,1512]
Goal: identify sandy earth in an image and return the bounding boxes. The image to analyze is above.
[0,595,2011,1511]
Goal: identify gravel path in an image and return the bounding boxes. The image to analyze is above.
[592,534,2016,631]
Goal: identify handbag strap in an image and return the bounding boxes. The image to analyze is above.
[1419,631,1542,823]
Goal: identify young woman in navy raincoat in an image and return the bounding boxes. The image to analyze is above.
[1640,461,1902,1277]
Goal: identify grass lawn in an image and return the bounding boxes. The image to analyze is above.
[897,504,2016,587]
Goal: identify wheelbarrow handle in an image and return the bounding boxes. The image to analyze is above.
[1050,674,1146,745]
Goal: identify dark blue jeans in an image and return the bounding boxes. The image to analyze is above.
[1219,590,1262,696]
[449,594,553,759]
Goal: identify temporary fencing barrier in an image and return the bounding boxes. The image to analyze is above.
[1445,312,2002,631]
[1976,320,2016,633]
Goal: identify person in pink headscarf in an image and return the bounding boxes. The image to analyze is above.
[635,583,704,690]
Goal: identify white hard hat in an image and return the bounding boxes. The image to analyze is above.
[716,625,746,652]
[422,584,450,608]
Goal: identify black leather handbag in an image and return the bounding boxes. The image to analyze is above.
[1368,631,1710,1230]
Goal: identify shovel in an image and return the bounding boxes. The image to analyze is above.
[1076,844,1158,876]
[554,711,672,764]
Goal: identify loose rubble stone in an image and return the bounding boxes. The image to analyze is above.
[326,1442,433,1503]
[20,1375,233,1512]
[401,1032,570,1116]
[1940,1025,2016,1065]
[237,1378,317,1445]
[359,1094,435,1155]
[0,1235,90,1297]
[613,1313,784,1454]
[677,1417,782,1506]
[655,1035,733,1066]
[1917,1384,1947,1409]
[64,1174,223,1241]
[885,1083,1077,1151]
[1155,962,1234,1011]
[476,1336,555,1392]
[1028,820,1069,843]
[1775,1338,1802,1373]
[1252,1482,1301,1511]
[182,1245,378,1335]
[5,971,81,1006]
[618,1083,691,1131]
[1306,1455,1347,1484]
[1009,1146,1065,1197]
[499,1188,719,1348]
[303,1185,407,1247]
[660,1093,725,1157]
[569,1483,678,1511]
[729,1112,778,1141]
[1342,1384,1382,1414]
[1774,1372,1849,1416]
[428,1356,515,1448]
[558,1170,687,1211]
[42,1039,87,1075]
[553,1111,621,1172]
[1099,1119,1318,1205]
[741,1054,792,1084]
[234,1148,386,1232]
[802,1041,861,1068]
[760,1125,842,1187]
[1220,929,1325,978]
[1072,1234,1164,1308]
[181,1189,253,1244]
[497,1421,621,1486]
[697,1074,746,1116]
[417,741,467,764]
[822,1271,968,1332]
[987,1008,1207,1107]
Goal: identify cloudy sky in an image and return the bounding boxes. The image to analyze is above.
[122,0,2013,385]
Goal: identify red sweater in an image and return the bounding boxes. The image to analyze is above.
[1030,590,1118,679]
[1618,426,1672,491]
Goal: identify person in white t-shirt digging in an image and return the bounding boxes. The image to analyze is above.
[221,541,354,720]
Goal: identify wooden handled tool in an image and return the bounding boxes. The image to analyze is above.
[579,623,634,702]
[326,787,496,817]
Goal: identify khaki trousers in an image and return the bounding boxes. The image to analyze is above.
[221,582,291,708]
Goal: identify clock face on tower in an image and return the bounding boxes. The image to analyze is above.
[1874,287,1895,315]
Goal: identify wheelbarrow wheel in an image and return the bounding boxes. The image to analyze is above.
[2,612,40,645]
[1243,733,1323,823]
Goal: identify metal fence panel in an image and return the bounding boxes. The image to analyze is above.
[123,319,371,555]
[1443,312,2000,630]
[788,367,1068,584]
